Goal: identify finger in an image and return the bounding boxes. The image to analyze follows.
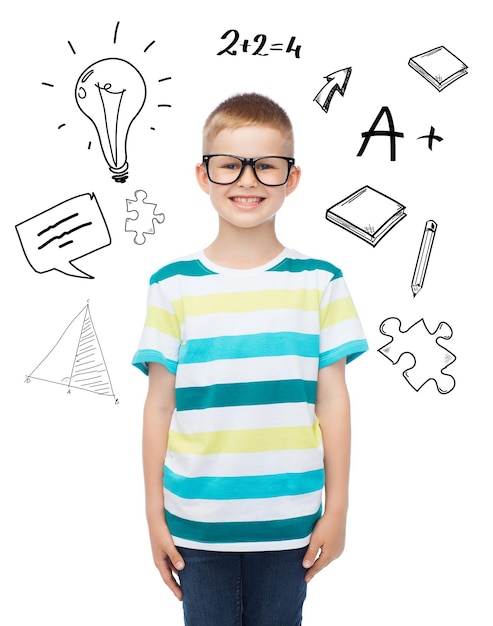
[157,556,183,600]
[302,543,320,569]
[304,552,333,582]
[166,544,185,573]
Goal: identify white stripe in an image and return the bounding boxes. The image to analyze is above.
[137,327,179,358]
[182,309,320,338]
[147,283,176,311]
[168,402,319,435]
[319,275,351,307]
[172,536,311,552]
[176,355,318,387]
[320,318,367,352]
[164,489,323,523]
[165,446,324,477]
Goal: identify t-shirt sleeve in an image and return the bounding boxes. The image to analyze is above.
[131,279,181,376]
[319,273,368,368]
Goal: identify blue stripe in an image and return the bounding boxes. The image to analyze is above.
[165,466,324,500]
[132,349,178,375]
[179,332,319,364]
[176,379,317,411]
[150,260,217,284]
[319,339,369,368]
[165,505,322,544]
[270,257,342,279]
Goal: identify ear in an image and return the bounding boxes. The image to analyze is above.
[285,165,301,197]
[195,163,210,195]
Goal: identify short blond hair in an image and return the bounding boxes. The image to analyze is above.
[202,93,294,155]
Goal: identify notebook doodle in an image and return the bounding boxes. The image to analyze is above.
[125,190,165,245]
[408,45,468,91]
[378,317,456,394]
[326,185,406,246]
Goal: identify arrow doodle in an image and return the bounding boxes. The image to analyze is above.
[314,67,352,113]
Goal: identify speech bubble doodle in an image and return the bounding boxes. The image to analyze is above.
[15,193,111,279]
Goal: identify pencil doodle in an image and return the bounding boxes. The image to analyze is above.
[125,190,164,245]
[411,220,437,297]
[15,192,111,279]
[41,22,172,173]
[75,58,146,183]
[217,29,301,57]
[408,46,468,91]
[417,126,444,150]
[378,317,456,394]
[313,67,352,114]
[326,185,406,246]
[25,302,119,403]
[356,106,404,161]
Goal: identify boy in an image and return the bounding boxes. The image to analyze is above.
[132,93,368,625]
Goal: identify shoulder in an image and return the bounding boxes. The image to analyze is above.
[149,251,215,285]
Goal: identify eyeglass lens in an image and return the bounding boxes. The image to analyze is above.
[206,156,290,185]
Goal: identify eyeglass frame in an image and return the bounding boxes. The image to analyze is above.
[202,154,296,187]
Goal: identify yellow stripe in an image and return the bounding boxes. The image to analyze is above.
[173,289,322,321]
[144,305,181,339]
[320,297,357,329]
[168,421,322,455]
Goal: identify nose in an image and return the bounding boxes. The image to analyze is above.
[237,163,258,186]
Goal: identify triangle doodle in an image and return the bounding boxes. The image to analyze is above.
[26,302,118,403]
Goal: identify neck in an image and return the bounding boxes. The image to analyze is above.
[205,219,284,269]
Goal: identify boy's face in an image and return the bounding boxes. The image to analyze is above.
[196,125,300,232]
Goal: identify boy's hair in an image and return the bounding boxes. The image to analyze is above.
[203,93,294,155]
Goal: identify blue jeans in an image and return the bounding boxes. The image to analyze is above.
[177,547,308,625]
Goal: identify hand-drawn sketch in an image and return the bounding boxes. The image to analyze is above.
[125,190,164,245]
[378,317,456,394]
[15,192,111,279]
[326,185,406,246]
[42,22,172,141]
[408,46,468,91]
[313,67,352,113]
[25,302,118,403]
[417,126,444,150]
[411,220,437,297]
[217,29,301,57]
[75,58,147,183]
[356,106,404,161]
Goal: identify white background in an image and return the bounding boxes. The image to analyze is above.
[2,1,491,624]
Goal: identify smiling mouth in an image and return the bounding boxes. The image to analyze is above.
[230,196,265,206]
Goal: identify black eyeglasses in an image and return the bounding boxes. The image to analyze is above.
[202,154,295,186]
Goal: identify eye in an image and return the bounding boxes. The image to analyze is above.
[256,158,282,171]
[257,163,274,171]
[222,161,240,170]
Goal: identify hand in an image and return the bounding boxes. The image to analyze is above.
[302,512,347,582]
[148,519,185,600]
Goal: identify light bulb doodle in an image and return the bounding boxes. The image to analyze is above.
[75,58,146,183]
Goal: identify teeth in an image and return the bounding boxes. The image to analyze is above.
[233,197,262,204]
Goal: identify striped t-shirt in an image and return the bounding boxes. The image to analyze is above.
[132,248,368,551]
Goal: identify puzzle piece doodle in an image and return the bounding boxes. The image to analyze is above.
[125,190,165,245]
[378,317,456,393]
